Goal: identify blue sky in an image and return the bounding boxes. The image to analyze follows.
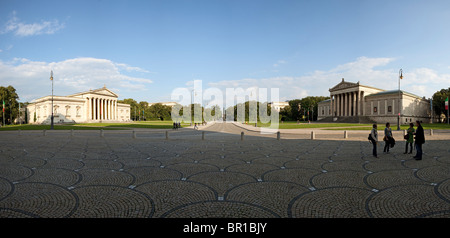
[1,0,450,105]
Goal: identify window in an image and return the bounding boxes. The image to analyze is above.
[65,105,71,117]
[373,107,377,113]
[388,106,392,113]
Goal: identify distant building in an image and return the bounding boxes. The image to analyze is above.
[317,78,431,124]
[26,86,131,124]
[269,101,289,112]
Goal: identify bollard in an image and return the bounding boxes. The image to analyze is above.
[133,130,136,139]
[202,131,205,140]
[165,130,169,140]
[277,131,280,140]
[344,130,348,139]
[311,131,315,140]
[241,131,244,141]
[430,129,433,136]
[100,129,104,137]
[43,129,47,136]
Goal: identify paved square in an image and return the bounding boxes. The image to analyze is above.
[1,123,449,218]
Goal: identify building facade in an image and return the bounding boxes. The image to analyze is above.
[269,101,289,112]
[317,78,431,124]
[26,86,131,124]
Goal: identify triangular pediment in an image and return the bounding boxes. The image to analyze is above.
[329,80,359,92]
[91,88,118,97]
[69,87,119,98]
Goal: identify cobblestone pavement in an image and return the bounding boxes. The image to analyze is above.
[1,123,449,218]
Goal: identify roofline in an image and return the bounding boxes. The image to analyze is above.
[329,80,385,93]
[68,87,119,98]
[365,90,426,99]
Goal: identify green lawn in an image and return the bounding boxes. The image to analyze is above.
[0,124,125,131]
[76,121,190,129]
[325,123,450,131]
[0,121,191,130]
[256,121,450,130]
[258,121,372,129]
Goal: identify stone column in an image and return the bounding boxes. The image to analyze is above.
[115,100,117,120]
[106,99,109,120]
[353,91,357,116]
[102,98,104,120]
[332,95,335,116]
[88,97,91,120]
[329,95,333,117]
[377,100,380,115]
[336,94,342,117]
[392,99,395,115]
[108,99,111,120]
[102,99,104,120]
[98,98,101,120]
[357,91,361,116]
[361,91,365,116]
[346,93,349,116]
[384,99,388,115]
[343,93,347,116]
[339,94,343,116]
[98,98,100,120]
[93,98,97,120]
[336,94,339,116]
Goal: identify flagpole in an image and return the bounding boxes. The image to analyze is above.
[397,69,402,131]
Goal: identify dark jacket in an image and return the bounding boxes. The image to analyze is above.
[415,125,425,144]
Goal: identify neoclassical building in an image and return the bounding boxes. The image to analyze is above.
[269,101,290,112]
[317,78,431,124]
[27,86,131,124]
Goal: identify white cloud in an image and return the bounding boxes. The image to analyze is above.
[0,57,153,102]
[207,56,445,102]
[1,11,65,36]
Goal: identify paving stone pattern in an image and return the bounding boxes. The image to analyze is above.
[0,123,449,218]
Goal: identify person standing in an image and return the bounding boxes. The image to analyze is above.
[404,123,415,154]
[370,124,378,158]
[383,122,393,153]
[413,121,425,160]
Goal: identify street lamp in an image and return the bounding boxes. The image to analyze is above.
[397,69,403,131]
[50,71,54,130]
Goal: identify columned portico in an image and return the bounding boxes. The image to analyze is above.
[326,78,384,119]
[26,86,131,124]
[318,78,431,124]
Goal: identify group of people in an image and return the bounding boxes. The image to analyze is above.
[172,122,181,130]
[369,121,425,160]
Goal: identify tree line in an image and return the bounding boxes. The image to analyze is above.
[279,96,330,122]
[118,98,223,122]
[1,85,450,125]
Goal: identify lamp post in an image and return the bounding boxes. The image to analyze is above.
[50,71,54,130]
[397,69,403,131]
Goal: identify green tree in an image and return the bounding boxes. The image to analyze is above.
[432,87,450,122]
[148,103,172,121]
[0,85,20,125]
